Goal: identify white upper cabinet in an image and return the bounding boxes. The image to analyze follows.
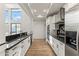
[55,12,61,23]
[50,15,56,30]
[46,17,51,25]
[50,15,56,24]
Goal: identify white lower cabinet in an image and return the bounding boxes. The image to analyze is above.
[6,36,31,56]
[53,38,59,55]
[21,38,29,56]
[20,40,25,56]
[24,38,29,52]
[6,43,21,56]
[49,35,65,56]
[20,36,31,56]
[58,41,65,56]
[49,36,53,45]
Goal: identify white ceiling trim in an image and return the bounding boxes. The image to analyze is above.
[46,3,52,16]
[28,3,36,19]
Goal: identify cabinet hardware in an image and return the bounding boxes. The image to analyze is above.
[21,45,24,48]
[57,45,58,48]
[12,52,17,56]
[12,47,17,50]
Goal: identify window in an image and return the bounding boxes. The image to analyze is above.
[17,24,21,33]
[11,23,17,33]
[4,8,22,23]
[4,8,22,34]
[11,8,22,23]
[11,23,21,34]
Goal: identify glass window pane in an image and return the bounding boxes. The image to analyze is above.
[12,8,22,22]
[17,24,21,33]
[11,24,17,33]
[4,9,10,23]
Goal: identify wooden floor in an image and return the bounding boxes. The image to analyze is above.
[25,39,56,56]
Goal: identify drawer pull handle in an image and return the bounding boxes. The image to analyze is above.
[12,52,17,56]
[12,47,17,50]
[21,45,24,48]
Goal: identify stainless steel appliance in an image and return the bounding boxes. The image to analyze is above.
[66,31,77,50]
[65,30,79,56]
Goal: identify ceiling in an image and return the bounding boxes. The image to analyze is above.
[20,3,65,21]
[28,3,51,20]
[48,3,65,16]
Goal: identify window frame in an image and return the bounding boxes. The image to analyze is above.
[10,23,21,34]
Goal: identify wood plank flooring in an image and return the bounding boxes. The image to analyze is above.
[25,39,56,56]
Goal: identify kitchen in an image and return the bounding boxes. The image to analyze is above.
[0,3,79,56]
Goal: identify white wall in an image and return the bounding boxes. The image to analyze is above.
[32,20,46,40]
[21,9,32,33]
[0,4,6,44]
[65,10,79,24]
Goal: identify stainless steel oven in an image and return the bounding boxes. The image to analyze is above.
[65,30,79,56]
[66,31,77,50]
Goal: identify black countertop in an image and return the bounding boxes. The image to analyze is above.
[6,34,32,50]
[49,34,65,44]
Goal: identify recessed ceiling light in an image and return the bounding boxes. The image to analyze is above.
[43,9,48,12]
[33,9,37,12]
[37,15,43,18]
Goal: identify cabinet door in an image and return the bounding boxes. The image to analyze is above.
[17,43,22,56]
[55,12,61,23]
[53,39,59,55]
[51,37,54,48]
[55,42,59,55]
[28,36,31,47]
[21,40,28,56]
[58,42,65,56]
[49,35,53,45]
[20,37,31,56]
[51,15,55,24]
[46,17,51,25]
[23,38,29,55]
[7,45,19,56]
[20,41,25,56]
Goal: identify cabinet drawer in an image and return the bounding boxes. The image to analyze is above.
[6,44,20,56]
[6,47,18,56]
[12,51,20,56]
